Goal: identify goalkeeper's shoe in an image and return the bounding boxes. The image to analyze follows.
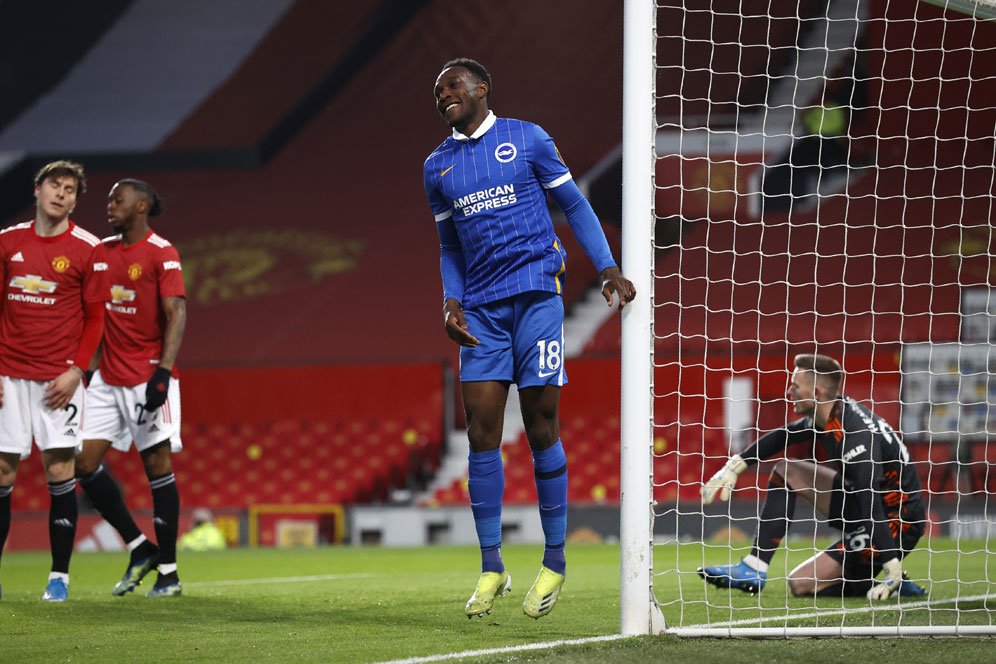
[698,559,767,594]
[42,578,68,602]
[112,547,160,596]
[146,573,182,598]
[522,566,566,619]
[464,570,511,618]
[898,574,928,598]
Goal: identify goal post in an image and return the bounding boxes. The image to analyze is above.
[620,0,664,637]
[619,0,996,637]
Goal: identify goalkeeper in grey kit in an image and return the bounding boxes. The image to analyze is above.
[699,354,927,599]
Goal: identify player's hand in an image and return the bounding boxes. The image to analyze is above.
[443,298,480,347]
[600,267,637,310]
[0,374,5,408]
[701,454,748,504]
[144,367,172,412]
[44,368,82,410]
[867,558,903,601]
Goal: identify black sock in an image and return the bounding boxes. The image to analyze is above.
[0,484,12,566]
[150,472,179,567]
[156,571,179,585]
[78,465,144,545]
[48,478,77,574]
[815,579,874,597]
[749,472,796,565]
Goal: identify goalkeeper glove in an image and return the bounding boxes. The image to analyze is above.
[866,557,903,601]
[701,454,748,504]
[144,367,172,412]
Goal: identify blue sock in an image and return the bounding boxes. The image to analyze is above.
[468,448,504,573]
[532,440,568,575]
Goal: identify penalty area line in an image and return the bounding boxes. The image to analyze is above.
[374,634,630,664]
[185,573,374,588]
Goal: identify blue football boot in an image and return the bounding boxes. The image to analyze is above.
[698,559,767,594]
[898,573,928,597]
[42,578,69,602]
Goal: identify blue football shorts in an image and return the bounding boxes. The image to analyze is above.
[460,291,568,388]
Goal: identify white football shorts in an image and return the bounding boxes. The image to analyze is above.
[81,370,182,454]
[0,375,86,459]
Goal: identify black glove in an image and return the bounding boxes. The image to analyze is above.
[144,367,172,412]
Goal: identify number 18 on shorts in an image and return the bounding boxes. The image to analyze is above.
[459,291,568,388]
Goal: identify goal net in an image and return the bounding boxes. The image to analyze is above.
[620,0,996,636]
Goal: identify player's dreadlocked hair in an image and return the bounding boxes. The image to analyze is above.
[442,58,492,100]
[34,160,86,194]
[117,178,164,217]
[794,354,844,396]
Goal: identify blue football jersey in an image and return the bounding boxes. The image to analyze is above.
[424,112,574,308]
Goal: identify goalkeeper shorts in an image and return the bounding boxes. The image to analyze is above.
[824,476,925,577]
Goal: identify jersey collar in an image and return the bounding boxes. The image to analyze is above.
[452,110,496,142]
[122,229,155,251]
[30,219,73,242]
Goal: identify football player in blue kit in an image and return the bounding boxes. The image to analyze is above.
[423,58,636,619]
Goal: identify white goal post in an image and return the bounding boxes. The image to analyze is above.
[620,0,664,637]
[620,0,996,637]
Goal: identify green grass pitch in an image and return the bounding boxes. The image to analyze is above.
[0,541,993,662]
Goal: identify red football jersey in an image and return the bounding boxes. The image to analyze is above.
[99,230,186,387]
[0,220,110,380]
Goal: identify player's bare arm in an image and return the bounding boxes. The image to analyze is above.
[443,298,479,347]
[144,296,186,413]
[159,296,187,370]
[600,266,637,309]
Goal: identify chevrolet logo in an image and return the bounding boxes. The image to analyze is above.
[10,274,57,295]
[110,285,136,304]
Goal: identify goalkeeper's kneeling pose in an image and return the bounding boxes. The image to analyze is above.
[698,354,928,600]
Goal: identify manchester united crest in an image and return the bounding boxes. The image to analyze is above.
[128,263,143,281]
[179,229,365,305]
[51,255,71,273]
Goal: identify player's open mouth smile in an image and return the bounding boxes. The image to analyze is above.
[444,102,459,113]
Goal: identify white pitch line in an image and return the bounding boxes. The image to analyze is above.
[185,573,373,588]
[373,634,630,664]
[374,593,996,663]
[678,592,996,630]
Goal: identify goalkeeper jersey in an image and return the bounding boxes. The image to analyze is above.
[424,112,605,308]
[742,396,924,556]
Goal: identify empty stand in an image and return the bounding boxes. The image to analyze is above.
[656,0,825,121]
[167,416,440,508]
[0,0,296,153]
[9,363,445,532]
[13,0,626,367]
[160,0,384,151]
